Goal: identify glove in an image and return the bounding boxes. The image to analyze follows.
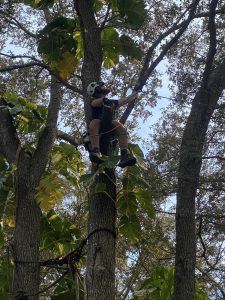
[103,98,118,107]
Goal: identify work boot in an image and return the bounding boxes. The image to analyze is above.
[118,152,136,168]
[89,148,104,164]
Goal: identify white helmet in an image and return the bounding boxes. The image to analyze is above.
[87,82,99,96]
[87,82,104,96]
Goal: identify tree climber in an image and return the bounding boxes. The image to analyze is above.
[87,82,138,168]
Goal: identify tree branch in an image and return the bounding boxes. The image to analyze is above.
[57,130,82,147]
[0,53,83,95]
[0,9,38,38]
[201,0,218,88]
[120,0,201,124]
[202,155,225,161]
[31,77,61,185]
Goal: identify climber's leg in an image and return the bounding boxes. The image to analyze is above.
[112,121,136,168]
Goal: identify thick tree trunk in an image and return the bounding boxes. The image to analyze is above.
[86,170,116,300]
[2,78,62,299]
[74,2,117,299]
[74,0,102,125]
[12,153,41,300]
[174,62,225,299]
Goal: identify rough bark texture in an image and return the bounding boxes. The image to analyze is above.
[86,170,116,300]
[174,60,225,299]
[74,0,102,125]
[0,78,62,300]
[174,1,220,298]
[12,152,42,300]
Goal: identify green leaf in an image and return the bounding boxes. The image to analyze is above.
[98,155,120,169]
[119,35,143,60]
[111,0,147,29]
[93,182,106,194]
[38,17,78,73]
[101,27,120,68]
[117,192,138,216]
[129,143,144,158]
[119,214,141,244]
[134,189,155,218]
[0,155,8,172]
[129,144,148,170]
[35,172,65,211]
[80,174,96,186]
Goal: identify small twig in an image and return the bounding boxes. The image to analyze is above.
[202,155,225,161]
[27,270,69,297]
[100,4,111,29]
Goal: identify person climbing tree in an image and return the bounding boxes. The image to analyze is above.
[87,81,138,168]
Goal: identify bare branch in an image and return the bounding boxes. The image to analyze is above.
[197,266,225,299]
[120,0,201,124]
[201,0,218,88]
[0,9,37,38]
[202,155,225,161]
[0,53,83,95]
[99,4,111,29]
[31,77,62,185]
[57,130,82,147]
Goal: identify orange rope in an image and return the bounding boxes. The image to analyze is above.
[88,124,124,138]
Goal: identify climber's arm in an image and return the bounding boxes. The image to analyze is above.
[91,97,104,107]
[118,92,138,107]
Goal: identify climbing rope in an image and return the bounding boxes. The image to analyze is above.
[7,228,116,298]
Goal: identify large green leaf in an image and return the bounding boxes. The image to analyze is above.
[110,0,147,29]
[119,214,141,244]
[117,192,138,216]
[101,27,143,68]
[40,210,81,253]
[38,17,78,77]
[134,189,155,219]
[132,267,210,300]
[119,35,143,60]
[35,172,65,211]
[3,92,47,134]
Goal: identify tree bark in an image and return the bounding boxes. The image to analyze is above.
[12,152,42,300]
[86,170,116,300]
[174,62,225,300]
[3,77,62,300]
[74,0,102,125]
[74,2,117,299]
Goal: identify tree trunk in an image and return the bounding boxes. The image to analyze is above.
[86,170,116,300]
[174,61,225,299]
[12,152,41,300]
[7,78,61,299]
[74,2,117,299]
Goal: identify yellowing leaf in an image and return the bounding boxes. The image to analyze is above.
[4,217,15,228]
[35,173,65,211]
[19,115,29,123]
[51,152,63,164]
[57,243,64,255]
[103,57,116,69]
[74,31,83,58]
[55,52,78,80]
